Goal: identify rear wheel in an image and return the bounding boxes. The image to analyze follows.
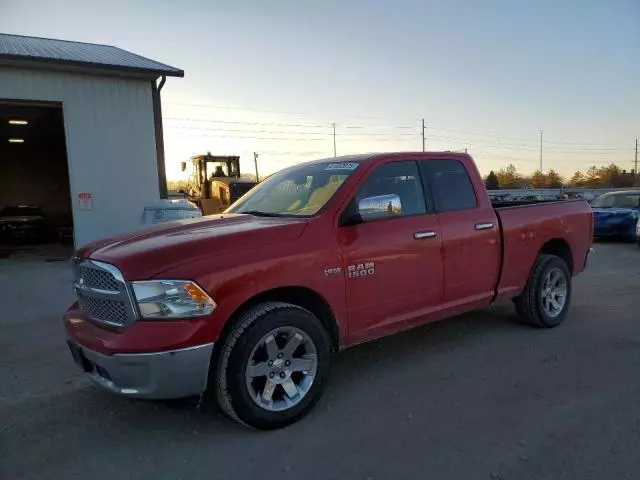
[211,302,332,429]
[514,254,572,328]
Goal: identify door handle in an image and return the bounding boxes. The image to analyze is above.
[475,222,494,230]
[414,231,437,239]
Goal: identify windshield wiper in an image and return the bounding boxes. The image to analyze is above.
[240,210,286,217]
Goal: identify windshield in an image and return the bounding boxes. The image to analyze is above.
[226,161,359,216]
[591,193,640,209]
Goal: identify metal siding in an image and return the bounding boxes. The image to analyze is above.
[0,67,160,247]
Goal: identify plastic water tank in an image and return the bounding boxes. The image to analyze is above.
[142,199,202,225]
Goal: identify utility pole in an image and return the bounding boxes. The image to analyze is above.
[421,118,426,152]
[253,152,259,182]
[539,130,543,172]
[635,138,638,186]
[332,123,337,157]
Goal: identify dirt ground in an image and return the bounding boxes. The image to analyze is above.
[1,242,639,480]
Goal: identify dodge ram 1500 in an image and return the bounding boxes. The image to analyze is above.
[64,152,593,429]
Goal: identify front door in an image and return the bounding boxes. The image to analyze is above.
[336,159,444,343]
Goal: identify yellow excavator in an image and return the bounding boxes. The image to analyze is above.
[181,153,257,215]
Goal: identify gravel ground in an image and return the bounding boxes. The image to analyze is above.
[1,242,639,480]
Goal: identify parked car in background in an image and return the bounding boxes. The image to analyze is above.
[590,190,640,242]
[0,205,47,244]
[64,152,593,430]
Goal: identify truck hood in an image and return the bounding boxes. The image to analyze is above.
[76,214,308,279]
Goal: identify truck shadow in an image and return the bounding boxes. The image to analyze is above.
[37,302,565,441]
[77,304,527,429]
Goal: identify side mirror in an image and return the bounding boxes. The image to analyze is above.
[358,194,402,222]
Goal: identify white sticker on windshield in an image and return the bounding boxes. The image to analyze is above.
[325,162,359,171]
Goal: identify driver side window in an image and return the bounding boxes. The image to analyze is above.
[355,161,427,220]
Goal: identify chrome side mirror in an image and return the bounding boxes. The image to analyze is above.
[358,194,402,222]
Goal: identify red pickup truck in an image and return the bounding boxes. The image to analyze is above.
[64,152,593,429]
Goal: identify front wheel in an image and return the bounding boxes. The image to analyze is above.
[514,254,572,328]
[211,302,332,430]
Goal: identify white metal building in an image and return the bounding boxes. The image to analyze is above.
[0,33,183,247]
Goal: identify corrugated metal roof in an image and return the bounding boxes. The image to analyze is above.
[0,33,183,78]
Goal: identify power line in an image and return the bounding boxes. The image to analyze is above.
[163,117,329,128]
[426,133,629,152]
[166,125,422,137]
[165,119,629,151]
[165,122,419,137]
[164,101,399,121]
[164,100,630,148]
[425,126,625,147]
[338,137,417,142]
[165,107,629,149]
[170,129,633,158]
[164,101,315,117]
[469,149,610,163]
[342,125,416,130]
[166,125,333,136]
[171,132,330,141]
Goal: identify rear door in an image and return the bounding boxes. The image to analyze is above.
[422,159,500,308]
[337,159,444,342]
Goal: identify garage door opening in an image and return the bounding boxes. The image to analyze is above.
[0,101,73,260]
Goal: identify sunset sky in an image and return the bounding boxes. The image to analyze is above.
[1,0,638,180]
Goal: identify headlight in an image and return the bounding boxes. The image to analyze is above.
[131,280,216,319]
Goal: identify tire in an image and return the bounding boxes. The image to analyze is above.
[210,302,332,430]
[514,254,572,328]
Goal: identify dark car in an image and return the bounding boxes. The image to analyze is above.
[0,205,47,244]
[590,191,640,242]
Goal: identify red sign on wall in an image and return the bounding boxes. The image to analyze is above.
[78,192,92,210]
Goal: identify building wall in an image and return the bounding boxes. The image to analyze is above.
[0,67,159,247]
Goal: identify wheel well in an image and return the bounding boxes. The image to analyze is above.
[219,287,341,352]
[539,238,573,272]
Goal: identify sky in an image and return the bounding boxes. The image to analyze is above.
[1,0,638,180]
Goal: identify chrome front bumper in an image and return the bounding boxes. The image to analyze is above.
[67,341,214,399]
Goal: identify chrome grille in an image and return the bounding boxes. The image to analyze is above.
[78,266,119,291]
[80,297,129,326]
[73,259,137,328]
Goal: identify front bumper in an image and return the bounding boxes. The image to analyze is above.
[67,340,214,399]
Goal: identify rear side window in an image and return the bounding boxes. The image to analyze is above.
[426,160,478,211]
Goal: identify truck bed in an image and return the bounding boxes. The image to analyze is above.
[493,199,593,300]
[491,198,568,208]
